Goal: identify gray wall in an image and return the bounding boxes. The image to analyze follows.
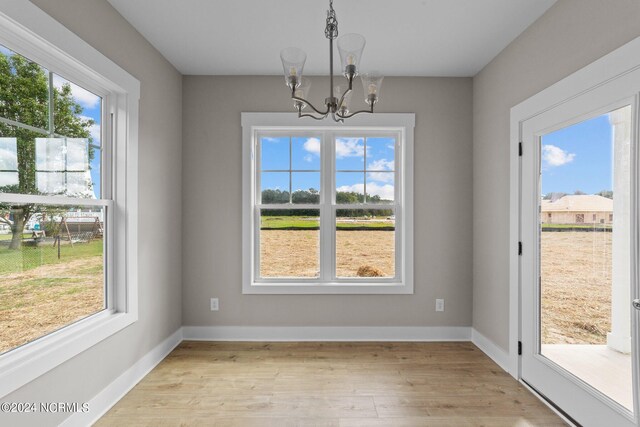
[182,76,473,327]
[1,1,183,425]
[472,0,640,350]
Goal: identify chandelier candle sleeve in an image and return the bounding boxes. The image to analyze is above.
[280,47,307,88]
[279,0,383,122]
[294,78,311,109]
[337,33,366,78]
[361,73,383,105]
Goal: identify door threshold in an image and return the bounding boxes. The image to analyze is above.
[520,379,581,427]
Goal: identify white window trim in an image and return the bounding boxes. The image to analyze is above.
[242,112,414,294]
[0,1,139,398]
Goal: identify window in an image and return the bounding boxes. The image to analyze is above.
[0,46,107,356]
[576,213,584,223]
[0,3,139,398]
[242,113,414,294]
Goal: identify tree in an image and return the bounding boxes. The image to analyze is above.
[596,190,613,199]
[543,192,567,201]
[573,189,586,195]
[0,52,94,249]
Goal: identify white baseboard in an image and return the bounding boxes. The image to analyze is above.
[182,326,472,341]
[59,327,183,427]
[471,328,510,372]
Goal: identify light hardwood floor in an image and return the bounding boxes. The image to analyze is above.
[97,341,566,426]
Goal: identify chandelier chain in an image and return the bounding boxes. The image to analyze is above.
[325,0,338,40]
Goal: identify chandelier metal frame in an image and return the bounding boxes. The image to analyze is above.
[281,0,382,123]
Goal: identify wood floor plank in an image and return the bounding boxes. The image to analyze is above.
[96,342,566,426]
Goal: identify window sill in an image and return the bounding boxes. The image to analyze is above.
[244,281,414,295]
[0,310,137,398]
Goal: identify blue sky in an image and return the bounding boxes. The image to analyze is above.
[541,113,612,195]
[260,136,395,201]
[1,44,102,198]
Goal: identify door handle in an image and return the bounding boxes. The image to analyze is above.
[634,299,640,310]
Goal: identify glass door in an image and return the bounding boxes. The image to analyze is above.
[520,97,639,426]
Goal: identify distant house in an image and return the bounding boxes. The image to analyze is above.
[541,195,613,225]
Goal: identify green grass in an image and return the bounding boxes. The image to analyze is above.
[260,216,394,230]
[0,240,103,275]
[0,233,30,241]
[261,216,320,230]
[542,223,612,229]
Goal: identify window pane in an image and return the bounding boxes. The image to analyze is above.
[335,137,364,170]
[261,172,289,204]
[34,138,95,197]
[261,136,289,170]
[0,44,49,131]
[336,172,364,204]
[0,204,105,355]
[366,137,395,171]
[1,134,99,198]
[292,172,320,204]
[539,106,632,410]
[336,209,395,278]
[366,172,394,204]
[260,209,319,278]
[0,137,18,188]
[292,137,320,170]
[91,147,102,199]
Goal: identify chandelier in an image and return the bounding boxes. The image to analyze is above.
[280,0,383,123]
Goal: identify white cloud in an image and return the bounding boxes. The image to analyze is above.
[262,137,282,143]
[303,137,320,156]
[337,182,394,201]
[336,138,364,158]
[368,172,394,183]
[52,74,101,110]
[366,159,394,183]
[542,144,575,167]
[368,158,393,171]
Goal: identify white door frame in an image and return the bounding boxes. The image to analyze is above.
[510,36,640,422]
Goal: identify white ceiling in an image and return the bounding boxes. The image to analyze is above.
[107,0,556,77]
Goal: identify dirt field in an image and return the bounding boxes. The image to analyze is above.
[260,230,395,278]
[541,231,612,345]
[0,254,104,354]
[0,230,612,354]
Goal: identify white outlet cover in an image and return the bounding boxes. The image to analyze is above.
[210,298,219,311]
[436,299,445,312]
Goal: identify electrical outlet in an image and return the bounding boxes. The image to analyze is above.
[435,299,445,312]
[210,298,219,311]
